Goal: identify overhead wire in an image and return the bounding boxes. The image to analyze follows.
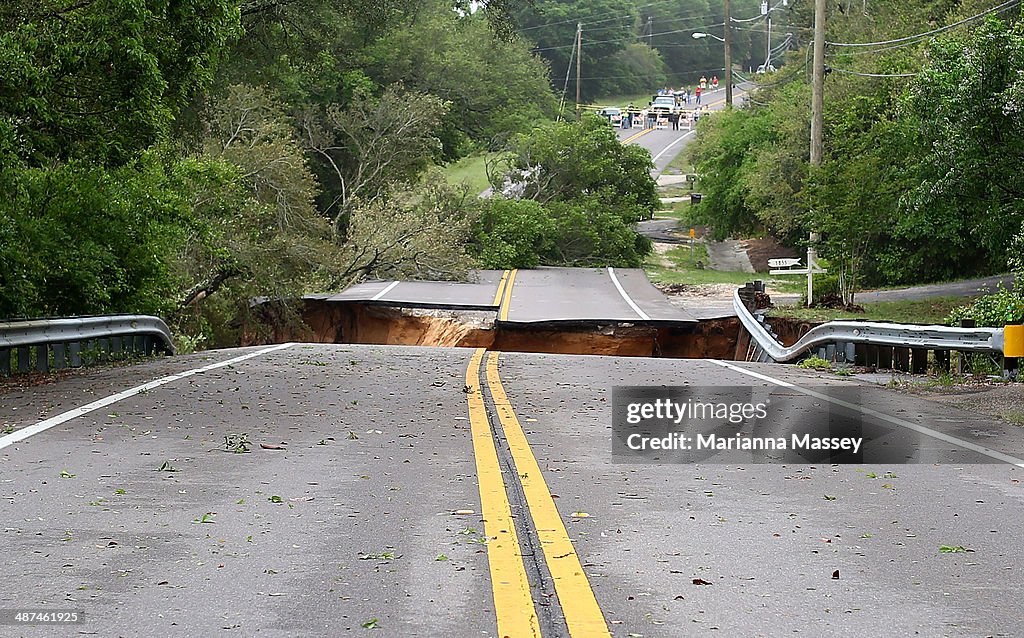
[530,23,726,52]
[825,0,1021,47]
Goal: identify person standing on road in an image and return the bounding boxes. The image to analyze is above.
[685,86,691,104]
[699,75,707,90]
[712,75,719,91]
[669,110,679,131]
[695,85,702,104]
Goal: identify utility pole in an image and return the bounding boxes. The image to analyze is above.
[810,0,825,166]
[724,0,733,107]
[807,0,827,306]
[575,23,582,119]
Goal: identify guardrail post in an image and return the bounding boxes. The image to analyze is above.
[0,348,9,376]
[934,349,950,373]
[17,346,30,373]
[35,344,49,373]
[894,347,910,372]
[53,343,67,370]
[878,345,893,370]
[69,342,82,367]
[911,348,928,374]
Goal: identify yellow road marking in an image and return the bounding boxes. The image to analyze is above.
[621,127,654,144]
[621,91,738,144]
[465,349,541,638]
[498,269,518,322]
[492,270,510,307]
[485,352,612,638]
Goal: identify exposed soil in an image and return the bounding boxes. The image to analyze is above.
[742,236,799,273]
[245,300,743,360]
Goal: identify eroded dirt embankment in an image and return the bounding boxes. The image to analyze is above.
[245,300,749,359]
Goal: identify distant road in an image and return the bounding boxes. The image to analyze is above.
[614,84,749,175]
[858,274,1015,302]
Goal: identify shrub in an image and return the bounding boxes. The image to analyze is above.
[946,285,1024,327]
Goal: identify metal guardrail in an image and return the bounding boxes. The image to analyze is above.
[734,282,1006,364]
[0,315,174,375]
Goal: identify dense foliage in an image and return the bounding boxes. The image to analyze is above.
[475,117,656,269]
[0,0,668,344]
[512,0,779,101]
[688,1,1024,309]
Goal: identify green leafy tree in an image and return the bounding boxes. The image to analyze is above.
[497,115,658,218]
[301,86,450,238]
[899,16,1024,279]
[0,0,240,166]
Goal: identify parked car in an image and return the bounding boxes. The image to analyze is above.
[596,107,623,125]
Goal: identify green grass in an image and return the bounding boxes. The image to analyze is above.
[439,153,496,195]
[645,244,803,292]
[658,183,694,198]
[653,202,696,225]
[590,93,654,109]
[665,148,695,175]
[772,296,976,325]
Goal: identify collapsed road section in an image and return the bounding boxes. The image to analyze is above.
[245,267,788,360]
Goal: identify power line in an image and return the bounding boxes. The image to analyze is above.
[730,0,790,23]
[517,0,717,32]
[828,67,920,77]
[826,0,1020,47]
[530,23,726,52]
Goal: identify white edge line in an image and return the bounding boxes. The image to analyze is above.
[0,343,295,451]
[652,130,696,163]
[707,359,1024,468]
[371,281,400,301]
[607,267,651,321]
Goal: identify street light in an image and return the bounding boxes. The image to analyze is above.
[691,32,725,42]
[691,26,731,107]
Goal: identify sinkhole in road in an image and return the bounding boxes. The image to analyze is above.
[241,300,813,360]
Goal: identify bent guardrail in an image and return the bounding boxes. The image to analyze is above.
[1,315,174,375]
[733,282,1008,372]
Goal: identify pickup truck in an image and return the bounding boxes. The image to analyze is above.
[648,95,677,115]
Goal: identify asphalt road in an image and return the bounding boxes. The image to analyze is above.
[313,267,699,326]
[614,85,747,176]
[2,345,1022,637]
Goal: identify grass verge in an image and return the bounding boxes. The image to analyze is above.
[439,153,495,195]
[771,296,976,325]
[645,244,803,293]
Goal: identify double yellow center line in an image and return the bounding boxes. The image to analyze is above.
[465,346,611,637]
[493,268,518,322]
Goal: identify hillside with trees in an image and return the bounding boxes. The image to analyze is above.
[0,0,556,345]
